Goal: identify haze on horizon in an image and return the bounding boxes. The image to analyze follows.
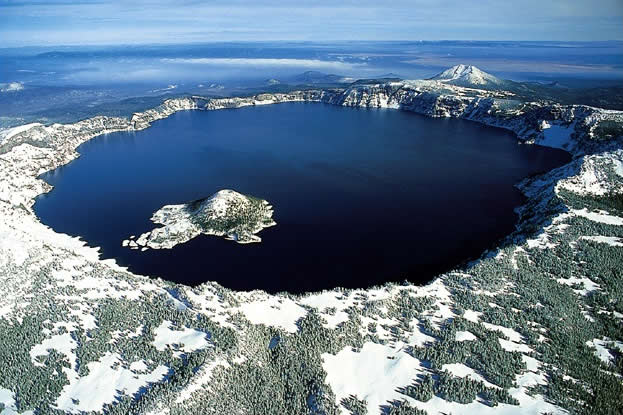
[1,0,622,47]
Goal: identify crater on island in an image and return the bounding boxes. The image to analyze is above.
[34,103,571,293]
[123,189,276,250]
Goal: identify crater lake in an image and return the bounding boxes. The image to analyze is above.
[35,103,571,293]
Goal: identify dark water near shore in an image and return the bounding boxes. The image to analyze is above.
[35,103,570,293]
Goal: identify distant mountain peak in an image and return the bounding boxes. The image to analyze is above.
[429,64,505,87]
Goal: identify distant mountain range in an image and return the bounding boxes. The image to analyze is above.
[286,65,510,90]
[283,66,509,89]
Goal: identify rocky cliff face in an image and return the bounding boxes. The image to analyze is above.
[316,82,622,156]
[3,80,620,160]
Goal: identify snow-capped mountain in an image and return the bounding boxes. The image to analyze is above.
[429,64,507,88]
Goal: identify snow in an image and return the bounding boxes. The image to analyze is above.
[587,339,614,364]
[556,276,600,295]
[110,325,143,344]
[360,315,399,340]
[152,320,211,353]
[499,338,534,354]
[130,360,149,372]
[0,229,29,266]
[441,363,499,389]
[30,333,77,368]
[299,291,355,328]
[0,387,34,415]
[455,330,477,342]
[413,279,455,326]
[175,357,229,403]
[573,209,623,226]
[442,362,476,378]
[402,354,561,415]
[586,338,623,365]
[55,353,169,413]
[406,320,436,346]
[580,235,623,247]
[482,322,523,343]
[430,64,504,86]
[558,150,623,196]
[0,388,18,415]
[463,309,482,323]
[165,290,189,311]
[236,295,307,333]
[509,356,549,395]
[322,342,424,415]
[232,354,247,364]
[183,286,237,329]
[526,231,557,250]
[539,122,573,150]
[522,355,541,374]
[410,394,563,415]
[0,123,40,142]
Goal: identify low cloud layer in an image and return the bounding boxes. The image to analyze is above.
[161,58,364,71]
[0,82,24,92]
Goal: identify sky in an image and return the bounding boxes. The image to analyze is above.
[0,0,622,46]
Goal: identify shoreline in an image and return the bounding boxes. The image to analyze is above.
[0,83,615,288]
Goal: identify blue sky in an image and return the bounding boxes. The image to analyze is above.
[1,0,622,46]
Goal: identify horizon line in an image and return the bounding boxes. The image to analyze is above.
[2,39,623,50]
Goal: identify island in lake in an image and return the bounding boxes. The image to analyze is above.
[123,189,276,250]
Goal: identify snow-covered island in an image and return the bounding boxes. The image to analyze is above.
[123,190,276,250]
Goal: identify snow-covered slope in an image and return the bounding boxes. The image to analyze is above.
[429,64,507,88]
[0,123,41,144]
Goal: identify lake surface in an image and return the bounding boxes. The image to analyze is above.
[35,103,570,293]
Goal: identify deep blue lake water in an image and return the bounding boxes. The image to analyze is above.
[35,103,570,293]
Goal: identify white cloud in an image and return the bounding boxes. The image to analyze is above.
[0,82,24,92]
[161,58,364,71]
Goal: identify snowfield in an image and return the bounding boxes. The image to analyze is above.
[538,121,576,150]
[0,70,622,414]
[235,294,307,333]
[323,342,425,415]
[55,353,170,413]
[152,321,211,353]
